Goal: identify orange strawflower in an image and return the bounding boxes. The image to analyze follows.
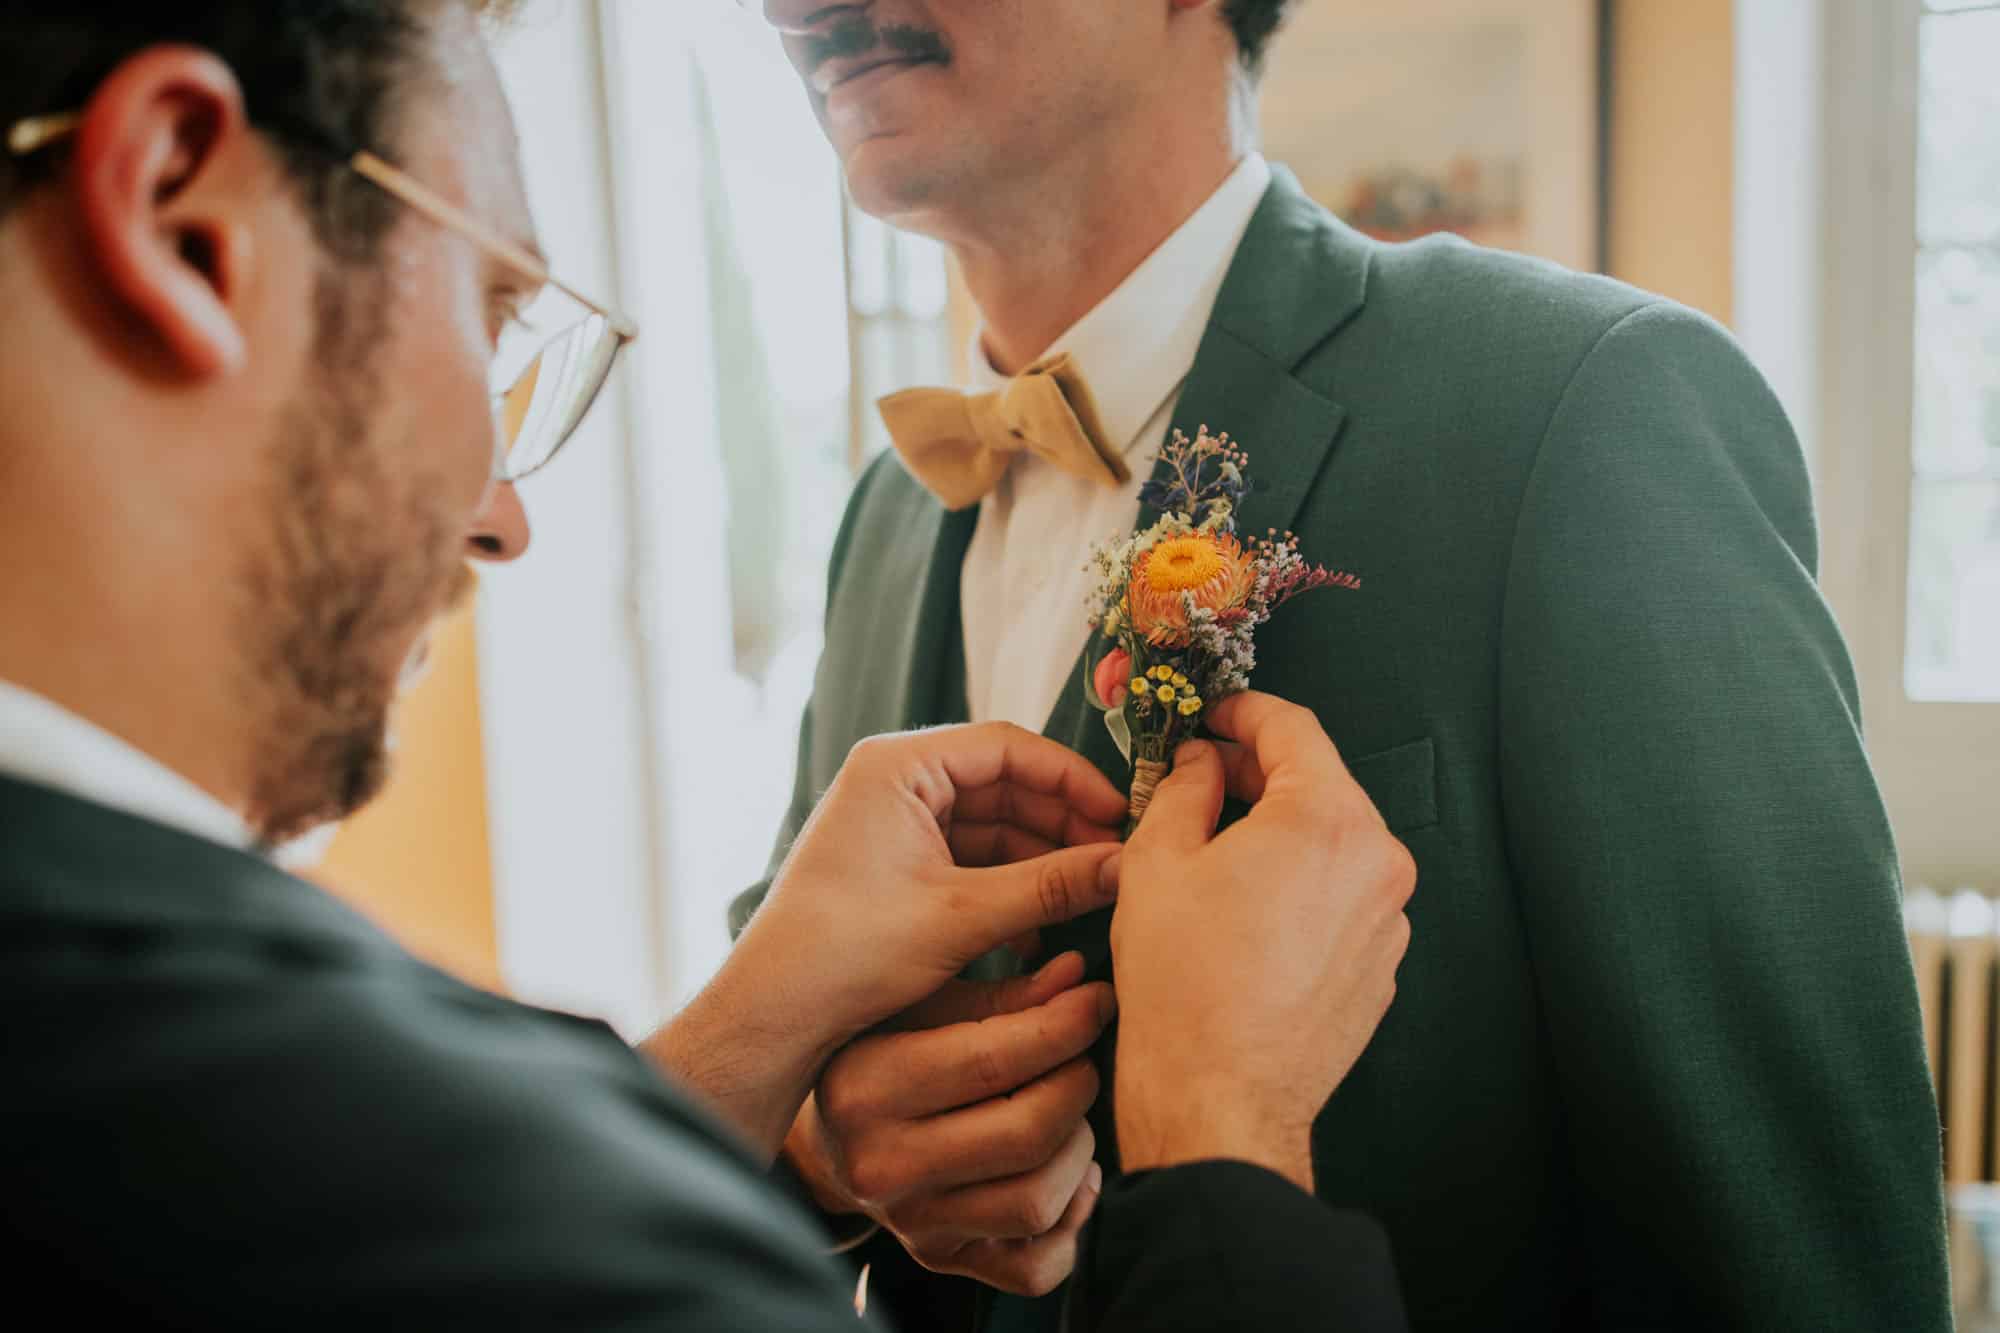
[1128,531,1258,647]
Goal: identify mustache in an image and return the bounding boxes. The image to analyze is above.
[802,16,952,80]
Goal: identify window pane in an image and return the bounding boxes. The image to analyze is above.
[1906,479,2000,702]
[1919,10,2000,246]
[1914,248,2000,480]
[1911,10,2000,703]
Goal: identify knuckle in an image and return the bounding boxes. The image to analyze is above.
[999,1116,1054,1168]
[844,1148,905,1208]
[1017,1251,1073,1298]
[815,1065,869,1132]
[1065,1057,1103,1106]
[1020,1107,1078,1167]
[1036,859,1077,923]
[1389,910,1413,956]
[968,1042,1012,1101]
[1383,838,1418,901]
[1016,1183,1067,1236]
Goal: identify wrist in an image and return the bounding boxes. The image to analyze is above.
[1115,1065,1316,1195]
[642,940,839,1162]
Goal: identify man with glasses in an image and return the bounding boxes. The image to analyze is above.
[0,4,1413,1328]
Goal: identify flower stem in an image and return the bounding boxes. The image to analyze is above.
[1125,758,1170,837]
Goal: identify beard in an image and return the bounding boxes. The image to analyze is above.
[236,269,472,846]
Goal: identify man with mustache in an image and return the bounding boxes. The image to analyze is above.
[0,2,1418,1328]
[736,2,1951,1329]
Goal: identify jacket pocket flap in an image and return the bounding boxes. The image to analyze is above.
[1347,737,1438,834]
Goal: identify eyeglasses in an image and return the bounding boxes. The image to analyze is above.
[6,111,638,483]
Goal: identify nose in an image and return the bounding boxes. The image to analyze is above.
[762,1,865,34]
[467,481,531,563]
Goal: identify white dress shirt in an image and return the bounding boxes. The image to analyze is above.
[960,153,1272,730]
[0,677,254,852]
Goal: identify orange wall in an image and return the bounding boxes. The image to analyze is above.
[1606,0,1736,324]
[315,602,502,992]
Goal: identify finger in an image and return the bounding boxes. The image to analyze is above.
[914,724,1129,828]
[953,782,1125,849]
[948,821,1061,869]
[1206,738,1268,804]
[1126,739,1226,854]
[1201,691,1352,798]
[897,1056,1102,1192]
[891,951,1087,1031]
[880,982,1115,1118]
[893,1122,1097,1245]
[944,842,1120,950]
[945,1159,1103,1298]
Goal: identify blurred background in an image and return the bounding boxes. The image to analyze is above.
[304,0,1996,1182]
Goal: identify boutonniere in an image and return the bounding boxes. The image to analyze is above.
[1084,427,1359,830]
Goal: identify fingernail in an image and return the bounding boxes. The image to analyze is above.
[1085,1162,1104,1193]
[1098,850,1122,894]
[1095,985,1119,1026]
[1174,740,1210,767]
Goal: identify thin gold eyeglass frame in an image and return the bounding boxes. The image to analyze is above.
[9,110,639,482]
[7,112,637,340]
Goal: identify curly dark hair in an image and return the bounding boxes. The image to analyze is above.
[0,1,509,261]
[1222,0,1298,79]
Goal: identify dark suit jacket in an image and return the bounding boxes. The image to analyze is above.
[0,772,1400,1331]
[733,168,1951,1330]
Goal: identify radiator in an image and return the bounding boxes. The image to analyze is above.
[1908,888,1999,1185]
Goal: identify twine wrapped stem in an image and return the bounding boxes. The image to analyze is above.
[1125,758,1170,835]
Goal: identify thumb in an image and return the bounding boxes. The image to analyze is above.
[1130,740,1226,855]
[947,841,1120,953]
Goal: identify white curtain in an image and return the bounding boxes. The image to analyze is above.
[477,0,858,1033]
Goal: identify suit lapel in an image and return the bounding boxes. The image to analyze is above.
[895,503,978,732]
[1144,166,1372,537]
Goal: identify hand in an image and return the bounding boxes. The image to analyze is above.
[787,951,1113,1297]
[649,723,1127,1158]
[1110,692,1416,1193]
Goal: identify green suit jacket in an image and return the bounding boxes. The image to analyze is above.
[732,168,1950,1331]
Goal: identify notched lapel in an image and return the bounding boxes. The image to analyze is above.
[1167,330,1348,541]
[1143,166,1373,540]
[898,503,978,732]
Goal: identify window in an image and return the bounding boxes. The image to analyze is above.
[845,205,953,468]
[1911,0,2000,702]
[1810,0,2000,887]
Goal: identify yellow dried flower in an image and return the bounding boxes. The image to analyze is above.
[1156,686,1176,704]
[1179,697,1203,716]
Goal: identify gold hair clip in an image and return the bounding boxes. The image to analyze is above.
[7,112,82,157]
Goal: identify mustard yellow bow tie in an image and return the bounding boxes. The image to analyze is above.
[877,353,1132,511]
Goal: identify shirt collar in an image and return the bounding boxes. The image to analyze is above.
[968,152,1273,459]
[0,677,256,853]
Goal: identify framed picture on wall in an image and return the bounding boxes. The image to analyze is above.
[1257,0,1604,272]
